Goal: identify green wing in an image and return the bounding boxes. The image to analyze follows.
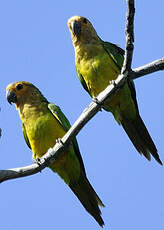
[48,103,86,175]
[102,41,124,70]
[48,103,71,131]
[22,123,31,149]
[102,41,139,111]
[127,80,139,113]
[76,70,90,94]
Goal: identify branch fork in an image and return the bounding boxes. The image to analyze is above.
[0,0,164,183]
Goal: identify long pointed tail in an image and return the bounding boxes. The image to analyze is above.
[121,113,162,165]
[69,172,105,227]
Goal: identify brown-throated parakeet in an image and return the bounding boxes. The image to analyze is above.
[68,16,162,165]
[6,81,104,226]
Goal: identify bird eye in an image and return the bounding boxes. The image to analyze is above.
[83,18,87,24]
[16,84,23,90]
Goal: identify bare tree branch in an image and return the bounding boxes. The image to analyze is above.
[121,0,135,74]
[132,58,164,79]
[0,71,128,183]
[0,0,163,183]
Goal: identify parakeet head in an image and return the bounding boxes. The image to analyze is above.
[6,81,47,108]
[67,16,99,45]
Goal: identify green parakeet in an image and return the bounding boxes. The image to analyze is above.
[68,16,162,165]
[6,81,104,226]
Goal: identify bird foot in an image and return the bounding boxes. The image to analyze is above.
[92,97,102,111]
[33,157,41,166]
[33,157,42,172]
[56,138,64,146]
[109,80,116,86]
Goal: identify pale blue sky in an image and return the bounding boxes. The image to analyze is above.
[0,1,164,229]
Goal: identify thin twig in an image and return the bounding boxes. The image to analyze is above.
[132,58,164,79]
[121,0,135,74]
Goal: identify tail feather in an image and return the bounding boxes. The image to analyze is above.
[121,114,162,165]
[69,172,105,227]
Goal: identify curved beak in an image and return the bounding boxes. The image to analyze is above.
[71,20,81,36]
[6,90,17,104]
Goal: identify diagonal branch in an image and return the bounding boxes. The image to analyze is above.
[1,58,164,182]
[0,72,128,183]
[0,0,164,183]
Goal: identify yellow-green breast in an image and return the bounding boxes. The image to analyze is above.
[75,43,136,117]
[75,44,120,97]
[20,105,80,184]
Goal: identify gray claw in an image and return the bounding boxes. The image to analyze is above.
[92,97,102,111]
[109,80,116,86]
[56,138,64,146]
[33,158,42,172]
[33,157,41,166]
